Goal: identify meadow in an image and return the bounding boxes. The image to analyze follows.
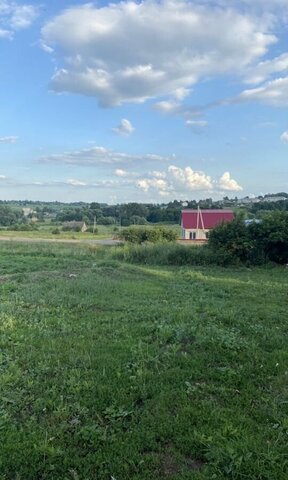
[0,241,287,479]
[0,224,118,241]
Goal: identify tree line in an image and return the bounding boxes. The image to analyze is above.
[0,196,288,227]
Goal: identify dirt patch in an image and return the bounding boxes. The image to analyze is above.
[0,277,9,284]
[180,335,196,346]
[160,453,180,477]
[176,335,196,355]
[186,457,205,471]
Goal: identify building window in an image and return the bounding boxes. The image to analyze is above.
[189,232,196,240]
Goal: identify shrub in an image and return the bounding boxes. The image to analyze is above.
[86,226,98,234]
[118,226,178,244]
[62,225,82,232]
[10,223,38,231]
[209,212,288,265]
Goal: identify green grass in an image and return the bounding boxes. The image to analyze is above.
[0,224,118,240]
[0,242,287,479]
[0,223,182,241]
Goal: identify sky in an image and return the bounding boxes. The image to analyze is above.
[0,0,288,203]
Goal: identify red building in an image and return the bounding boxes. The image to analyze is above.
[181,209,234,240]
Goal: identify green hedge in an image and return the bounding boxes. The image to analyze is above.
[118,226,178,244]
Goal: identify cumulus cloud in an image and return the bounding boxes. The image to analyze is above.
[280,131,288,143]
[113,118,135,136]
[41,0,276,106]
[114,168,128,177]
[168,165,213,191]
[136,165,243,196]
[0,135,18,143]
[218,172,243,192]
[39,145,171,166]
[137,177,169,196]
[0,1,38,38]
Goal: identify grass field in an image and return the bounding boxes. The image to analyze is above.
[0,224,182,241]
[0,225,118,240]
[0,242,287,479]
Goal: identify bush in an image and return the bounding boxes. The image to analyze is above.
[10,223,38,231]
[86,227,98,234]
[51,228,60,235]
[209,212,288,265]
[62,225,81,232]
[118,226,178,244]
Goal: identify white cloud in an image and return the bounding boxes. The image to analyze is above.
[40,145,171,166]
[153,101,181,114]
[66,179,87,186]
[245,53,288,85]
[186,120,208,131]
[135,166,243,197]
[218,172,243,191]
[113,118,135,136]
[41,1,276,106]
[0,135,18,143]
[137,178,170,196]
[150,170,167,179]
[238,77,288,106]
[9,4,38,30]
[0,174,7,179]
[114,168,130,177]
[280,131,288,143]
[0,1,38,38]
[168,165,213,191]
[154,99,204,126]
[173,88,191,101]
[39,40,54,54]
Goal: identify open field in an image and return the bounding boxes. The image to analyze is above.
[0,242,287,479]
[0,225,118,241]
[0,224,182,242]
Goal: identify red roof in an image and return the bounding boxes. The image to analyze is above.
[181,209,234,229]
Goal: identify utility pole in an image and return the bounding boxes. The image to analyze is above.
[93,216,96,234]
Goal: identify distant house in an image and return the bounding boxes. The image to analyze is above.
[263,196,287,203]
[244,219,262,226]
[22,207,38,222]
[62,221,88,232]
[181,209,234,240]
[238,197,261,205]
[22,207,34,217]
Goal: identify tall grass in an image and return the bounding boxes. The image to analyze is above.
[113,243,237,266]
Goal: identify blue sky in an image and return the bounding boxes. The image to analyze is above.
[0,0,287,203]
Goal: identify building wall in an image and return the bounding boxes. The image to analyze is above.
[182,228,209,240]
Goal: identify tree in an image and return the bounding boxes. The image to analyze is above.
[209,212,288,264]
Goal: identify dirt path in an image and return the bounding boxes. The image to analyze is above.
[0,236,122,246]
